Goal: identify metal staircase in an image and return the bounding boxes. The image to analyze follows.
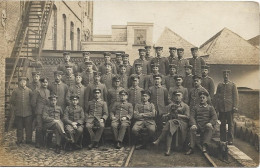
[5,1,54,131]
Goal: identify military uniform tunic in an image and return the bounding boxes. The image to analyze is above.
[101,73,115,90]
[57,61,77,74]
[175,58,190,77]
[119,74,129,89]
[183,74,193,93]
[107,87,124,110]
[189,86,209,110]
[48,81,69,110]
[149,85,169,116]
[128,73,146,89]
[28,81,41,91]
[127,86,144,108]
[188,57,205,76]
[81,72,94,87]
[146,73,166,90]
[98,62,117,75]
[164,74,176,90]
[62,74,76,87]
[67,84,86,108]
[132,58,149,75]
[201,76,215,99]
[77,61,98,73]
[168,86,189,104]
[150,57,169,75]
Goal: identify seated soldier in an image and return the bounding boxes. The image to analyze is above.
[153,91,190,156]
[63,95,85,150]
[110,90,133,149]
[85,89,108,149]
[132,90,156,150]
[185,91,217,155]
[42,94,65,154]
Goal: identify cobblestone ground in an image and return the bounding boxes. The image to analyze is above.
[0,130,130,166]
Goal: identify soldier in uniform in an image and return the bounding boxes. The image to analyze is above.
[57,52,77,74]
[62,65,76,87]
[131,62,146,89]
[216,70,239,145]
[42,94,65,153]
[132,90,156,149]
[77,52,98,73]
[149,74,170,129]
[32,77,51,148]
[189,75,210,111]
[64,95,85,150]
[110,90,133,149]
[165,64,177,90]
[10,77,33,145]
[201,65,215,99]
[132,49,149,75]
[153,91,190,156]
[107,76,124,110]
[186,91,217,155]
[146,63,165,89]
[84,71,108,109]
[115,53,123,73]
[67,72,85,108]
[118,64,129,89]
[188,47,205,76]
[28,71,41,91]
[169,75,189,104]
[175,48,189,77]
[150,46,169,76]
[144,45,153,61]
[81,61,95,87]
[100,62,116,90]
[183,65,194,94]
[85,89,108,149]
[48,71,69,110]
[167,47,178,65]
[128,74,144,108]
[122,54,132,76]
[98,52,117,75]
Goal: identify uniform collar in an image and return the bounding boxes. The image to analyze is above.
[76,84,82,88]
[19,86,26,90]
[199,104,208,107]
[155,85,162,88]
[223,80,230,84]
[143,102,149,105]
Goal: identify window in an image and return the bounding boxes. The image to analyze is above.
[53,5,57,50]
[77,28,81,50]
[62,14,66,50]
[134,29,147,45]
[70,22,74,50]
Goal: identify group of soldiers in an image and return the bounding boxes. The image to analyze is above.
[10,45,239,156]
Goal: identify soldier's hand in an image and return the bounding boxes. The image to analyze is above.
[99,119,104,123]
[53,119,59,123]
[111,116,116,120]
[206,123,213,129]
[191,125,197,130]
[121,117,127,121]
[233,107,238,113]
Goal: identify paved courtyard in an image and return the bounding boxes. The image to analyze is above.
[0,130,131,166]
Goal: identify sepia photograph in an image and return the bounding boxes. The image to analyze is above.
[0,0,259,167]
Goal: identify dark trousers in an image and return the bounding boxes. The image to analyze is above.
[190,125,213,148]
[16,115,32,143]
[49,123,64,146]
[111,120,130,142]
[35,114,43,145]
[219,111,234,142]
[65,125,83,143]
[86,119,105,143]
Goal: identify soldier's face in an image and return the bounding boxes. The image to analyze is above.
[174,94,183,102]
[33,74,40,82]
[135,66,142,74]
[194,79,201,87]
[169,68,176,75]
[155,78,162,85]
[223,72,229,81]
[169,50,176,56]
[175,78,183,86]
[120,67,126,74]
[114,81,120,87]
[177,51,184,57]
[139,51,145,57]
[94,75,100,82]
[50,98,57,106]
[146,49,151,55]
[94,92,101,99]
[83,56,90,62]
[202,69,208,76]
[75,76,82,84]
[192,50,198,57]
[122,57,128,63]
[54,74,62,82]
[19,80,26,88]
[66,68,73,75]
[104,56,110,62]
[86,65,92,72]
[156,49,163,57]
[116,56,122,63]
[71,99,79,106]
[41,80,48,88]
[152,67,159,73]
[142,94,150,102]
[64,55,70,62]
[200,95,207,104]
[132,79,139,87]
[120,94,128,101]
[185,68,192,75]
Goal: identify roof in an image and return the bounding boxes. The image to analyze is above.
[155,27,208,58]
[200,28,259,65]
[248,35,260,48]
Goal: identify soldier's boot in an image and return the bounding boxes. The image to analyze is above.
[165,134,172,156]
[55,145,61,154]
[46,134,53,147]
[153,130,167,145]
[35,130,43,148]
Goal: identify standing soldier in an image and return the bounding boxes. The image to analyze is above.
[57,52,77,74]
[42,94,65,154]
[183,65,194,94]
[146,63,165,89]
[110,90,133,149]
[100,62,116,90]
[67,72,85,108]
[107,76,124,110]
[189,75,209,111]
[131,63,146,89]
[64,95,85,150]
[167,47,178,65]
[201,65,215,99]
[85,71,107,109]
[10,77,33,145]
[115,53,123,73]
[149,74,170,129]
[216,70,239,145]
[175,48,189,77]
[62,65,76,87]
[32,77,50,148]
[85,89,108,149]
[98,52,117,75]
[81,61,95,87]
[132,49,149,75]
[128,74,144,108]
[165,64,177,90]
[132,90,156,149]
[77,52,98,73]
[189,47,205,76]
[153,91,190,156]
[122,54,132,76]
[48,71,69,110]
[145,45,153,61]
[186,91,217,155]
[150,46,169,76]
[169,75,189,104]
[28,71,41,91]
[118,64,129,89]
